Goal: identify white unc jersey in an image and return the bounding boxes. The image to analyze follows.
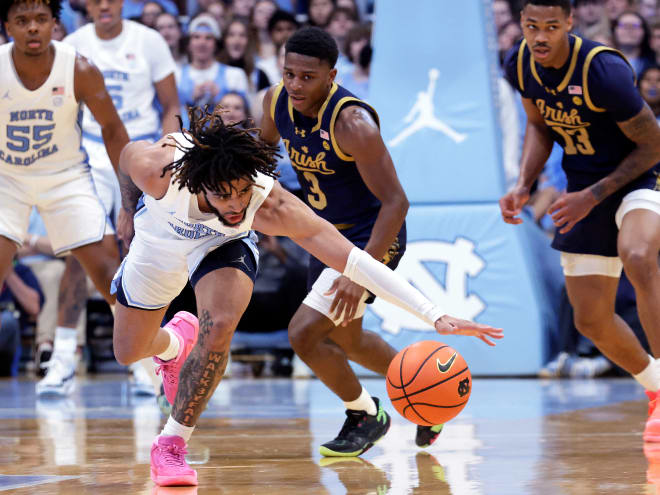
[65,20,176,141]
[0,41,86,173]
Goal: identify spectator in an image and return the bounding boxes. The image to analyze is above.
[307,0,334,27]
[325,6,358,77]
[574,0,611,40]
[59,0,87,36]
[122,0,178,19]
[177,14,249,126]
[251,0,278,61]
[219,17,272,101]
[498,19,523,62]
[612,10,655,76]
[605,0,635,22]
[205,0,228,32]
[140,0,164,28]
[649,17,660,64]
[0,261,44,377]
[257,9,299,84]
[639,65,660,121]
[155,12,187,68]
[336,23,371,100]
[336,0,360,20]
[231,0,257,19]
[493,0,514,32]
[218,91,253,124]
[638,0,658,19]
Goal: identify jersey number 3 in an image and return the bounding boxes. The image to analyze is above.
[303,171,327,210]
[551,126,595,155]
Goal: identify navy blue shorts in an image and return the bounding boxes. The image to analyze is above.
[307,221,407,304]
[552,170,659,257]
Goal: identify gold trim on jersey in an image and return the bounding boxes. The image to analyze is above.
[582,46,634,113]
[312,83,339,132]
[517,39,527,92]
[270,81,284,122]
[329,97,379,162]
[333,223,356,230]
[529,35,582,95]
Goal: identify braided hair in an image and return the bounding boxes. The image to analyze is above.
[1,0,62,22]
[162,105,280,197]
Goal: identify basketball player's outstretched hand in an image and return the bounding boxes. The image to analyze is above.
[435,315,504,346]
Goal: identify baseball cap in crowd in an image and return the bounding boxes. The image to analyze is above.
[188,14,221,39]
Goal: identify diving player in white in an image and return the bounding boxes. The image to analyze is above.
[111,105,503,486]
[0,0,130,395]
[45,0,181,397]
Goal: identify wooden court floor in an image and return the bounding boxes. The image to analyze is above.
[0,376,654,494]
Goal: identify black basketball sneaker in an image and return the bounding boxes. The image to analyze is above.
[415,424,444,448]
[319,397,391,457]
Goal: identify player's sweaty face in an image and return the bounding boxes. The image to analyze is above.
[283,52,336,116]
[5,2,55,56]
[520,5,573,68]
[206,177,254,226]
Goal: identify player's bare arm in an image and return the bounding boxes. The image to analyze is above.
[590,104,660,203]
[334,106,408,261]
[259,86,282,146]
[73,55,129,176]
[155,74,181,135]
[328,106,409,323]
[253,182,503,345]
[500,96,554,224]
[119,136,174,200]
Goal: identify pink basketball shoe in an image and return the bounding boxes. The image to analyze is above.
[645,391,660,443]
[150,435,198,486]
[154,311,199,405]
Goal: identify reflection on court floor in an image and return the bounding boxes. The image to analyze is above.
[0,377,651,494]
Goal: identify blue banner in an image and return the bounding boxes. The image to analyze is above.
[370,0,504,203]
[363,0,562,375]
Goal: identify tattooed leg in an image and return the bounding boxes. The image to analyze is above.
[57,255,88,328]
[172,309,232,426]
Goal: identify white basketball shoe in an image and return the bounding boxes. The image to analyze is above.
[36,352,77,397]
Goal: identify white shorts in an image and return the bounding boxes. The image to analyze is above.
[560,188,660,278]
[0,163,106,255]
[84,139,121,234]
[112,207,258,309]
[302,267,369,326]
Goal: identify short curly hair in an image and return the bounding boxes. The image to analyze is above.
[1,0,62,23]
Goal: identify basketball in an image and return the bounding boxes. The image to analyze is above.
[386,340,472,426]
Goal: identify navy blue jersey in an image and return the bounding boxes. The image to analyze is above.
[504,35,660,256]
[271,81,383,228]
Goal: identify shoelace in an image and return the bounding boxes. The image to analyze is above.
[155,363,177,385]
[159,443,189,467]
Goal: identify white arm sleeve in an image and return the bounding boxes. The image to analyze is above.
[343,247,445,327]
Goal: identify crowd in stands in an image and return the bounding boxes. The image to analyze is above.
[0,0,657,381]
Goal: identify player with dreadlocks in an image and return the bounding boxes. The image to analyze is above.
[112,105,503,486]
[0,0,130,396]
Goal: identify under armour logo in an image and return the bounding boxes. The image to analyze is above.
[1,91,10,100]
[294,127,306,137]
[232,255,251,271]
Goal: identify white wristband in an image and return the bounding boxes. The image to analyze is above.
[343,247,443,327]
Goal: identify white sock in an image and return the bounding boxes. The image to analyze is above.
[343,247,444,327]
[53,327,77,358]
[634,355,660,392]
[138,357,162,394]
[160,415,195,443]
[343,386,377,416]
[156,328,180,361]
